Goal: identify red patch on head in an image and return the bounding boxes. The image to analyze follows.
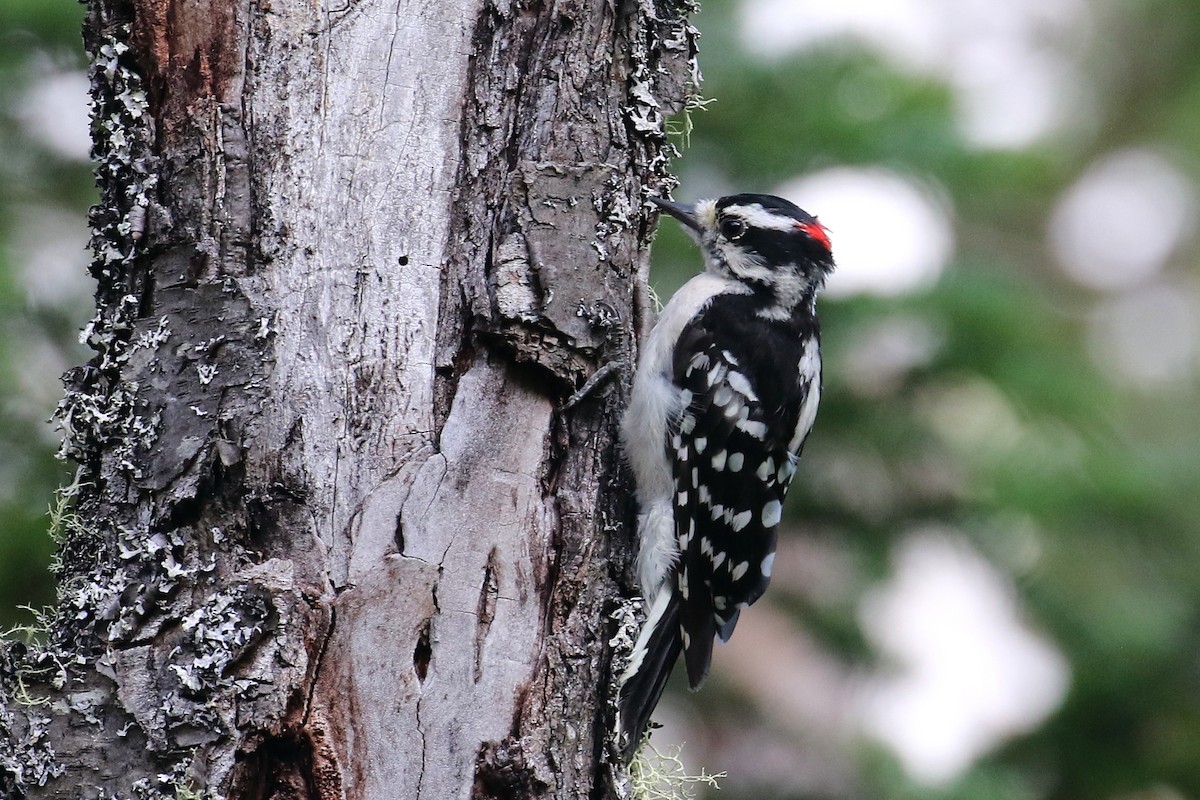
[795,220,831,252]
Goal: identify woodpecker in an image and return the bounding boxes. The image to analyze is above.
[617,193,834,760]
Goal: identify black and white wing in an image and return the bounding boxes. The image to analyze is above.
[668,308,820,687]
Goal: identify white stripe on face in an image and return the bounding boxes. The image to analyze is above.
[721,203,799,233]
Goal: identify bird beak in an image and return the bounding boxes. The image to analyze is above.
[651,197,703,235]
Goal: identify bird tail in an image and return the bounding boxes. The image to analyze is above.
[616,590,682,762]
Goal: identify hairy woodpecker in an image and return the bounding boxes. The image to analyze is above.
[617,193,834,760]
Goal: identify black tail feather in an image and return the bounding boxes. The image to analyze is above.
[679,588,718,689]
[617,593,683,762]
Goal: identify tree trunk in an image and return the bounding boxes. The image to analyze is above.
[0,0,696,797]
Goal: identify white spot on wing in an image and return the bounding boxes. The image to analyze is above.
[728,452,744,472]
[730,510,752,532]
[756,457,775,482]
[726,370,759,401]
[736,419,768,439]
[762,499,783,527]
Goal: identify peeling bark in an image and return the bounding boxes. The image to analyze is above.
[0,0,696,798]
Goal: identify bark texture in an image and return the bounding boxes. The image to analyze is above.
[0,0,696,798]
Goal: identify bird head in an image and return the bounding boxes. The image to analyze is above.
[653,193,835,318]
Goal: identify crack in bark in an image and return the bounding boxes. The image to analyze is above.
[414,583,440,799]
[412,455,450,535]
[474,547,500,683]
[302,602,336,727]
[414,693,428,799]
[381,0,402,127]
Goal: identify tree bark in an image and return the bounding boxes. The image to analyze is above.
[0,0,696,798]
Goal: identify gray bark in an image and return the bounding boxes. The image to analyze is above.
[0,0,696,798]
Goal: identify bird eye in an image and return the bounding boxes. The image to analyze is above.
[719,217,747,241]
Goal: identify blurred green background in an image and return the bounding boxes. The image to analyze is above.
[0,1,93,631]
[646,1,1200,798]
[3,1,1199,798]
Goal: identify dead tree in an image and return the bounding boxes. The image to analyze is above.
[0,0,697,797]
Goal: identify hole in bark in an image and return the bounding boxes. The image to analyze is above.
[397,254,409,266]
[474,738,548,799]
[138,268,155,318]
[230,728,318,800]
[394,511,406,554]
[413,618,432,682]
[187,250,208,284]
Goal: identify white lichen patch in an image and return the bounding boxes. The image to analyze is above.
[56,25,161,473]
[608,597,645,680]
[0,699,65,793]
[103,527,218,641]
[193,336,226,354]
[129,755,217,800]
[626,79,663,136]
[133,317,172,352]
[167,587,270,700]
[592,172,640,263]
